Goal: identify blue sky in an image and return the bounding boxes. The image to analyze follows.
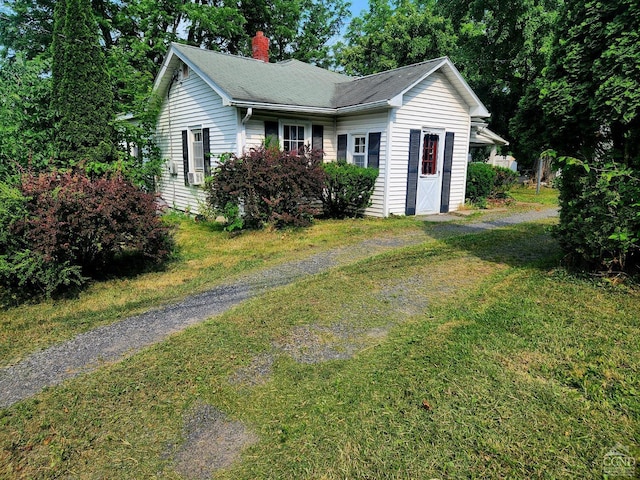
[349,0,370,17]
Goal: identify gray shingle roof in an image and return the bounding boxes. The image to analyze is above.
[162,43,488,116]
[172,43,349,108]
[333,59,444,108]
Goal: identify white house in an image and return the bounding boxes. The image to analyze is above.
[153,33,498,216]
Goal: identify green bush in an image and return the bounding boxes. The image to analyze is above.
[491,166,518,198]
[553,155,640,275]
[466,162,496,202]
[0,171,174,302]
[321,161,379,218]
[204,146,325,230]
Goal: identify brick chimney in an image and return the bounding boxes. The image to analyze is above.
[252,31,269,63]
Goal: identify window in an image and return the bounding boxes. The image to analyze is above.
[283,124,305,153]
[181,62,189,80]
[353,135,366,167]
[192,129,204,172]
[421,134,439,175]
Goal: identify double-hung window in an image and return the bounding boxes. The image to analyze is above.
[353,135,367,167]
[283,124,305,153]
[192,129,205,172]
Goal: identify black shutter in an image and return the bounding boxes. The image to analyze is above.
[337,134,347,162]
[202,128,211,176]
[264,120,278,146]
[405,129,421,215]
[440,132,455,213]
[312,124,324,154]
[182,130,189,186]
[367,132,381,169]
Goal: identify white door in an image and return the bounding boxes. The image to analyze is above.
[416,131,444,214]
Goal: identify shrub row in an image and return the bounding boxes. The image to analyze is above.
[204,147,379,230]
[0,171,174,301]
[466,162,518,203]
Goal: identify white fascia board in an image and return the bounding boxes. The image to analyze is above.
[482,128,510,146]
[470,105,491,117]
[398,57,491,119]
[230,100,336,115]
[397,57,448,98]
[336,99,392,114]
[440,59,490,118]
[388,94,403,107]
[152,49,174,93]
[171,50,234,106]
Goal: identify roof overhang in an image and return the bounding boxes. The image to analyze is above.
[153,45,233,105]
[230,98,395,116]
[153,46,490,119]
[470,126,509,146]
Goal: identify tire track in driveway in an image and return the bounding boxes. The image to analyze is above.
[0,207,558,408]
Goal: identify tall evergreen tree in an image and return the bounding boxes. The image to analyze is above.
[51,0,116,167]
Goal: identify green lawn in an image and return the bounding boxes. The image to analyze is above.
[0,192,640,479]
[509,184,559,205]
[1,203,638,478]
[0,213,424,367]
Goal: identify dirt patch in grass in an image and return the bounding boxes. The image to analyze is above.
[229,353,276,386]
[168,404,258,479]
[493,350,551,379]
[273,324,375,364]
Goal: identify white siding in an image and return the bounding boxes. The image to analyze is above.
[389,72,472,215]
[336,112,389,217]
[156,70,238,214]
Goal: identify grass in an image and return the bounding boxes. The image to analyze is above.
[0,192,553,367]
[0,213,423,366]
[1,214,638,478]
[509,184,559,205]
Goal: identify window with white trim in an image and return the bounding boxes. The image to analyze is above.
[283,124,305,153]
[191,128,204,172]
[353,135,367,167]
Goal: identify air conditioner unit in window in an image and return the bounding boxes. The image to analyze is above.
[188,172,205,185]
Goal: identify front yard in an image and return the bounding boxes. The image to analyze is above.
[1,186,638,478]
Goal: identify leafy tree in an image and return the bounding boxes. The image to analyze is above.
[51,0,116,167]
[540,0,640,274]
[338,0,457,76]
[2,0,349,111]
[438,0,560,169]
[0,0,56,59]
[0,54,54,175]
[540,0,640,162]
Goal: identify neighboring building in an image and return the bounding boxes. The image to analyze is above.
[153,33,499,216]
[469,120,516,171]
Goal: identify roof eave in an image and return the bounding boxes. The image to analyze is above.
[397,57,491,118]
[153,44,234,105]
[336,99,393,114]
[230,100,336,115]
[232,98,393,115]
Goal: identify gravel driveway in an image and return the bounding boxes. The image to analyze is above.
[0,208,558,409]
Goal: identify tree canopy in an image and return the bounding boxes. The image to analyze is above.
[338,0,457,76]
[337,0,561,168]
[1,0,350,113]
